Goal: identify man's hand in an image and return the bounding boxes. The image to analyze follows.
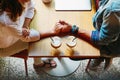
[58,20,72,33]
[53,20,72,36]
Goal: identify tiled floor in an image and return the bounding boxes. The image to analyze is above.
[0,57,120,80]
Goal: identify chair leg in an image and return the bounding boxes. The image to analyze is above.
[85,59,91,72]
[24,59,28,76]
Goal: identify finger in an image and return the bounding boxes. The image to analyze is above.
[59,20,66,24]
[23,30,30,37]
[56,22,61,25]
[56,23,63,28]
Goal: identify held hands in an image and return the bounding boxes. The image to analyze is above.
[53,20,72,36]
[59,20,72,33]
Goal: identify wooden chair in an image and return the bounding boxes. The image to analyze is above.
[85,0,100,72]
[10,49,28,76]
[85,59,92,72]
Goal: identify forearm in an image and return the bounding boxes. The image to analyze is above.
[75,28,99,49]
[77,29,91,41]
[40,30,56,40]
[23,18,32,29]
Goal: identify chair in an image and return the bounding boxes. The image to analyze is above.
[85,0,100,72]
[10,49,28,76]
[85,59,91,72]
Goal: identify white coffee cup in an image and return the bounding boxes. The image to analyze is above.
[51,36,62,48]
[66,36,77,48]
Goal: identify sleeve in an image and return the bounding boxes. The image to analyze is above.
[2,23,40,42]
[91,10,120,45]
[20,29,40,42]
[25,0,35,19]
[5,24,22,38]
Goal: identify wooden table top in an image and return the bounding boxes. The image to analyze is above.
[29,0,100,58]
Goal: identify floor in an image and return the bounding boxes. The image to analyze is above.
[0,57,120,80]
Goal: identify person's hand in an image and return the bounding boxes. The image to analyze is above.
[58,20,72,33]
[53,20,72,36]
[22,28,30,37]
[53,22,62,35]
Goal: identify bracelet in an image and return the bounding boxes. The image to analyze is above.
[71,25,79,34]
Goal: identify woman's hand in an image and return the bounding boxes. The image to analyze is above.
[22,28,30,37]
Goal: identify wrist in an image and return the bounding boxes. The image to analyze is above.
[50,30,57,36]
[71,25,79,34]
[23,26,29,29]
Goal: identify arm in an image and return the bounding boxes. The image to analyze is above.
[75,28,100,49]
[23,2,36,29]
[75,11,120,49]
[22,0,36,37]
[39,22,65,40]
[58,9,120,49]
[23,18,32,29]
[91,11,120,45]
[76,28,92,44]
[57,21,99,49]
[39,30,56,40]
[38,21,73,40]
[58,20,99,49]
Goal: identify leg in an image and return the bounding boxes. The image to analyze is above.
[88,57,113,71]
[33,58,45,68]
[88,57,104,71]
[33,58,57,68]
[104,57,113,70]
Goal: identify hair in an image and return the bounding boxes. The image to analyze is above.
[0,0,25,21]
